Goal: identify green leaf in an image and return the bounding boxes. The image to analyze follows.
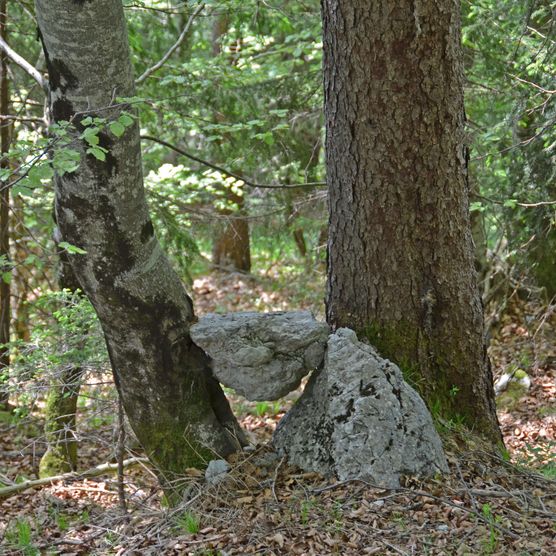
[11,184,34,197]
[109,121,126,137]
[118,113,135,127]
[87,147,106,161]
[58,241,87,255]
[53,149,81,175]
[260,132,275,146]
[503,199,518,209]
[81,116,94,126]
[24,164,54,188]
[83,134,99,147]
[2,272,11,284]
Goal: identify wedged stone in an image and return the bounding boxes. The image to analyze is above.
[273,328,448,487]
[190,311,329,401]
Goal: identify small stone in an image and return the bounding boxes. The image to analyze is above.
[205,459,231,484]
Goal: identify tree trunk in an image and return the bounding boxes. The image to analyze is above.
[39,365,81,477]
[286,118,322,260]
[323,0,501,442]
[35,0,245,490]
[210,14,251,273]
[0,0,11,409]
[39,227,83,478]
[514,105,556,299]
[11,196,32,343]
[212,210,251,272]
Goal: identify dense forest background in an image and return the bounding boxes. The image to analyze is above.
[0,1,554,554]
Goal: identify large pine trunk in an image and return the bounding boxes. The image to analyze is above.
[323,0,501,442]
[35,0,245,489]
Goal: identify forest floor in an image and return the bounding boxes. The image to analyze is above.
[0,271,554,555]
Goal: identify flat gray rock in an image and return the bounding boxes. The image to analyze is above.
[190,311,329,401]
[273,328,448,487]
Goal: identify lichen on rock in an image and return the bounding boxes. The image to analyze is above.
[273,328,449,487]
[190,311,329,401]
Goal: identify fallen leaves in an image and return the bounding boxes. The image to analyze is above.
[1,277,555,554]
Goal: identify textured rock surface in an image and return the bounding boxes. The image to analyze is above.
[205,459,231,484]
[273,328,448,487]
[190,311,329,401]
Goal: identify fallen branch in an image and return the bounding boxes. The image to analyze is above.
[0,457,149,500]
[271,455,286,503]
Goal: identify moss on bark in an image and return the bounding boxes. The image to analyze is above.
[362,321,485,434]
[39,367,81,478]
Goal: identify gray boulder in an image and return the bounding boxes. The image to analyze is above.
[273,328,448,487]
[190,311,329,401]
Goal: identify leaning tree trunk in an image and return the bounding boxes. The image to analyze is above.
[35,0,245,489]
[323,0,501,442]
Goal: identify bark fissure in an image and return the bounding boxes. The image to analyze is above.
[322,0,501,441]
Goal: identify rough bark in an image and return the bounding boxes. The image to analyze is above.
[322,0,501,442]
[35,0,245,489]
